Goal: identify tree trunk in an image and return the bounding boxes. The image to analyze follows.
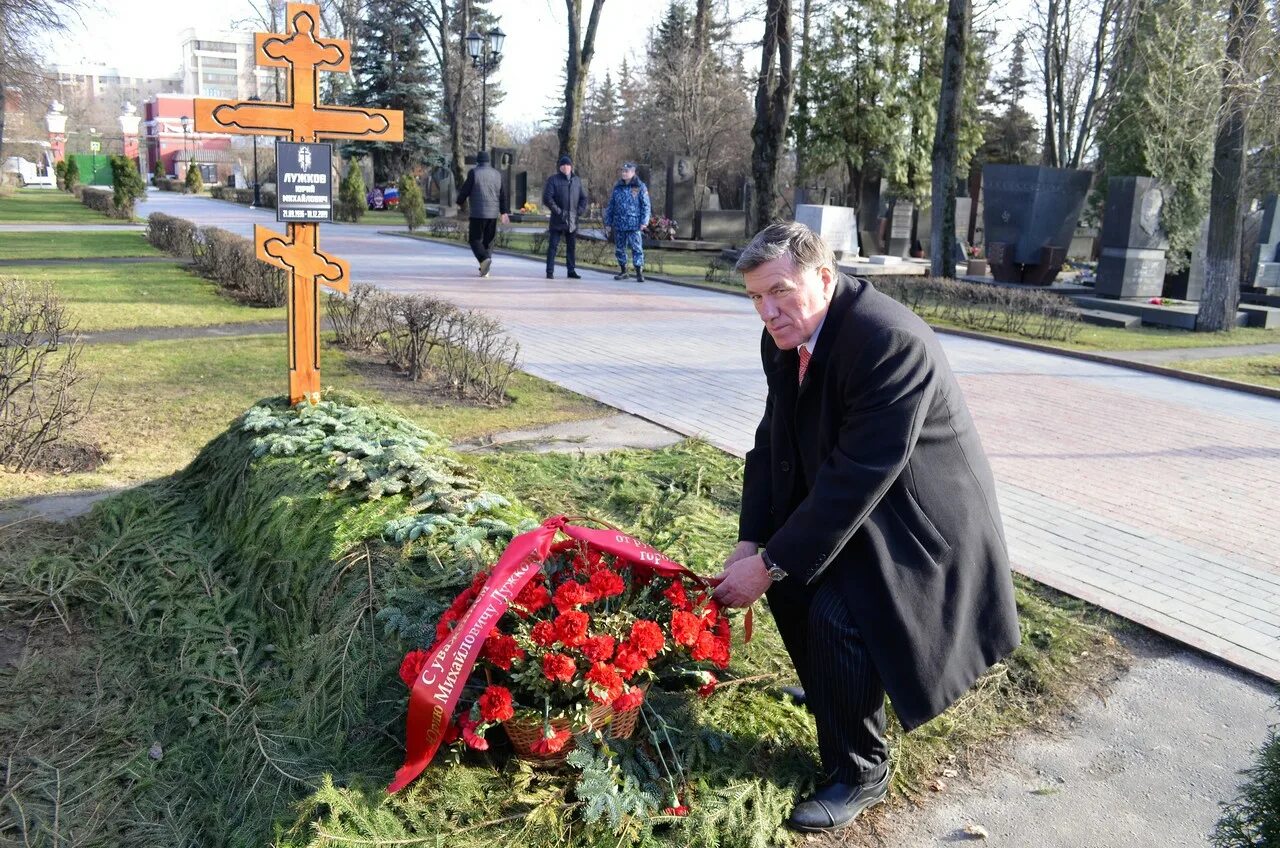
[1197,0,1262,331]
[930,0,969,278]
[794,0,814,182]
[750,0,795,232]
[447,0,470,187]
[558,0,607,159]
[694,0,712,50]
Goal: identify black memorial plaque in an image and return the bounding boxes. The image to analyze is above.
[276,141,334,223]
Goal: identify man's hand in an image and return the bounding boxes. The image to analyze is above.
[712,553,772,608]
[721,540,758,570]
[500,213,510,225]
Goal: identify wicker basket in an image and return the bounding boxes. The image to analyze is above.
[504,693,645,765]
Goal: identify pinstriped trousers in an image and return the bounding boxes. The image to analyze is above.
[767,577,890,785]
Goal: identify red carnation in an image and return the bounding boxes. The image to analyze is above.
[663,580,692,611]
[469,570,490,594]
[531,620,558,647]
[693,631,731,669]
[587,568,625,599]
[612,686,645,712]
[478,685,515,723]
[435,609,462,641]
[458,714,489,750]
[554,610,590,647]
[542,652,577,683]
[481,632,526,671]
[613,645,647,678]
[672,610,703,647]
[581,634,616,663]
[514,582,551,615]
[398,649,431,688]
[530,727,572,756]
[628,620,665,659]
[584,662,624,705]
[442,720,461,744]
[553,580,596,613]
[663,804,690,817]
[697,674,718,698]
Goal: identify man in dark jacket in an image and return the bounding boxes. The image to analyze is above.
[603,161,651,282]
[541,154,589,279]
[712,222,1020,833]
[457,150,510,278]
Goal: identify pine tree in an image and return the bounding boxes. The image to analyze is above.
[1093,0,1222,271]
[152,157,165,183]
[54,159,67,190]
[337,160,367,222]
[185,162,203,194]
[64,156,79,192]
[351,0,439,183]
[111,155,146,217]
[398,173,426,231]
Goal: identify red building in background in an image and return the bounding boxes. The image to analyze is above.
[144,94,233,181]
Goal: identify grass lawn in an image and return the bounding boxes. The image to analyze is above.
[0,334,604,500]
[1169,353,1280,389]
[0,187,132,224]
[0,261,284,331]
[0,230,158,260]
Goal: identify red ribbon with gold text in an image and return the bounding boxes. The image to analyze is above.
[387,515,749,793]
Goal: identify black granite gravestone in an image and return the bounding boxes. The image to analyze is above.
[1096,176,1170,299]
[665,155,696,239]
[515,171,528,210]
[982,164,1091,285]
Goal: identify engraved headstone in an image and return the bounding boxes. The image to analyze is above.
[982,164,1092,285]
[1096,176,1170,299]
[515,171,528,210]
[665,155,696,239]
[887,201,914,257]
[489,146,517,212]
[1173,214,1210,301]
[430,166,456,216]
[1251,195,1280,287]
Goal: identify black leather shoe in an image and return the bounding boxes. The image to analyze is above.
[781,685,807,706]
[546,271,554,279]
[613,268,629,280]
[635,268,645,282]
[567,271,582,279]
[787,771,890,832]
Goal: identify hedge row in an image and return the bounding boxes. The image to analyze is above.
[209,185,256,204]
[146,212,286,307]
[874,275,1082,342]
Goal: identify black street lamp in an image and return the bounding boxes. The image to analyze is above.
[248,95,262,207]
[465,25,505,152]
[180,114,191,175]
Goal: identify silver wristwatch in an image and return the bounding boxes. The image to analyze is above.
[761,550,787,582]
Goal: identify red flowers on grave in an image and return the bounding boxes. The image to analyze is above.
[399,537,736,758]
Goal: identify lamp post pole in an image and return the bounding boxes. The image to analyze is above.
[180,114,191,179]
[465,26,506,153]
[248,95,262,207]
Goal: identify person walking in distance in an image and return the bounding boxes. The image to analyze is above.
[603,162,651,282]
[541,155,589,279]
[457,150,510,278]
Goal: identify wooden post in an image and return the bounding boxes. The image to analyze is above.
[193,2,403,403]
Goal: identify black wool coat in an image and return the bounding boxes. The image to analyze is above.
[542,173,589,232]
[739,275,1021,731]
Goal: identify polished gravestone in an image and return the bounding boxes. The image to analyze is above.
[886,201,914,257]
[515,171,528,210]
[665,155,696,239]
[1096,176,1170,299]
[1253,195,1280,286]
[983,164,1091,285]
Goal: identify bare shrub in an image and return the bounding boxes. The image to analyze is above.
[146,213,198,257]
[326,283,381,350]
[428,218,462,241]
[873,276,1080,342]
[376,294,457,382]
[439,310,520,403]
[531,231,548,256]
[0,279,95,472]
[578,235,611,266]
[193,227,286,307]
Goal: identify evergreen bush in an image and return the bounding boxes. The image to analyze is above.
[337,161,366,222]
[110,155,146,218]
[152,157,165,184]
[398,173,426,231]
[1215,715,1280,847]
[184,162,203,194]
[54,159,67,190]
[63,156,80,192]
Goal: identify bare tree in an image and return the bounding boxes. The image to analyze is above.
[1032,0,1136,168]
[1198,0,1266,331]
[0,0,82,162]
[931,0,970,278]
[749,0,794,230]
[558,0,606,159]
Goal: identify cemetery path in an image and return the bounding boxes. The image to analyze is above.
[140,193,1280,683]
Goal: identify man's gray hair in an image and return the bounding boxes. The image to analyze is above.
[734,221,837,275]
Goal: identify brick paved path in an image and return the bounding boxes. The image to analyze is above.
[142,194,1280,681]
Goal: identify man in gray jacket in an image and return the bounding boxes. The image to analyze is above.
[457,150,510,278]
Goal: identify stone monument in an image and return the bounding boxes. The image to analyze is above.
[429,166,456,216]
[795,204,860,259]
[515,171,528,210]
[1252,195,1280,287]
[886,201,913,257]
[1173,215,1210,301]
[982,164,1092,285]
[1095,176,1170,299]
[665,154,696,239]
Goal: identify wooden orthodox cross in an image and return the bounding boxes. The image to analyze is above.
[194,2,403,403]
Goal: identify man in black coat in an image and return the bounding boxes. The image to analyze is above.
[712,221,1020,833]
[456,150,510,278]
[541,154,589,279]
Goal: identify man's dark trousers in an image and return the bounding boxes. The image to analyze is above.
[767,576,889,785]
[546,229,577,276]
[469,217,497,264]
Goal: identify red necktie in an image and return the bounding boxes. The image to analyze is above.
[798,345,811,383]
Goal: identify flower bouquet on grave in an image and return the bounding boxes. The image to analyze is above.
[389,516,736,792]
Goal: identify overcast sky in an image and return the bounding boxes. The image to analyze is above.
[50,0,1033,128]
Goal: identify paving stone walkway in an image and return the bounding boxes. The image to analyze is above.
[139,193,1280,681]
